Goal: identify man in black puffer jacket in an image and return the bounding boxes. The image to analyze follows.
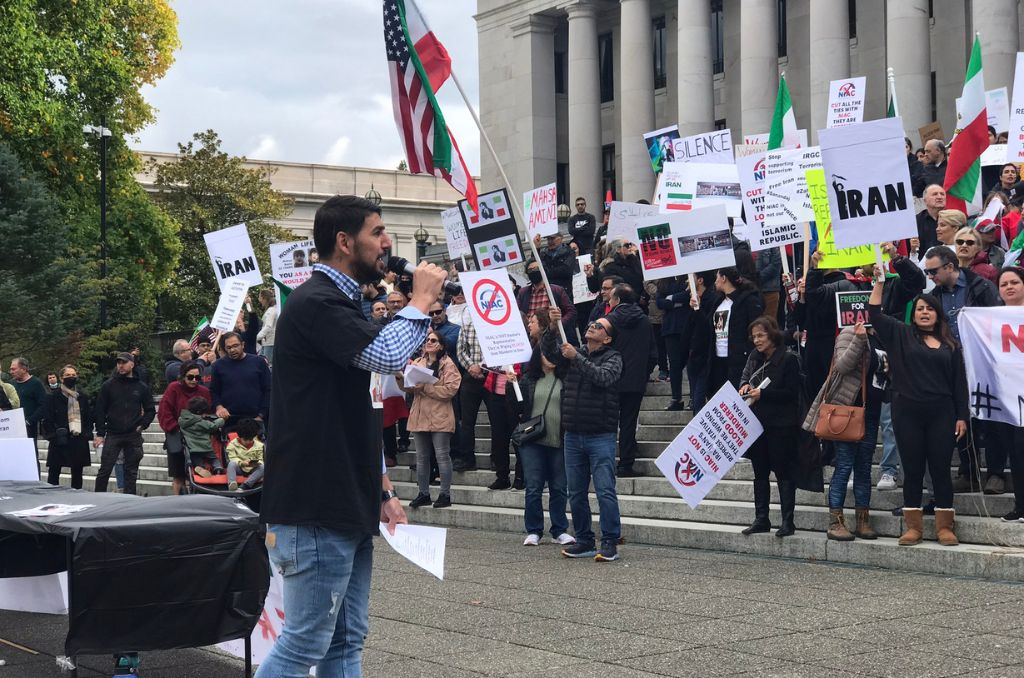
[94,352,156,495]
[606,284,657,477]
[545,308,623,562]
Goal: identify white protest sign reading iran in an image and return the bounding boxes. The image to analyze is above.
[523,182,559,238]
[606,200,658,245]
[441,206,471,258]
[1007,53,1024,162]
[204,223,263,290]
[671,129,734,164]
[659,162,742,218]
[826,76,867,128]
[819,117,917,249]
[959,307,1024,426]
[458,269,533,366]
[655,382,764,509]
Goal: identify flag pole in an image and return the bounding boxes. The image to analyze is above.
[406,0,568,345]
[887,67,900,117]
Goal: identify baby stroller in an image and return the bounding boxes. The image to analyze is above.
[182,430,264,500]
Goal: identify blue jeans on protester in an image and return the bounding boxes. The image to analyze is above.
[878,402,900,478]
[828,409,880,509]
[564,431,621,546]
[519,442,569,538]
[255,525,373,678]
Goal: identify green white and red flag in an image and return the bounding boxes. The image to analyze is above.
[384,0,478,211]
[944,36,989,215]
[768,75,798,151]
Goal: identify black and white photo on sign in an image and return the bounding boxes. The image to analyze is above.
[678,229,732,258]
[672,161,743,218]
[460,189,513,229]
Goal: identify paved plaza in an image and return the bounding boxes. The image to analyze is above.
[2,527,1024,677]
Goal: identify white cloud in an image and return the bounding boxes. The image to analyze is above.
[246,134,279,160]
[323,136,351,165]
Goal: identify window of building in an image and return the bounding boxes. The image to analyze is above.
[715,118,727,130]
[602,145,616,201]
[777,0,787,58]
[711,0,724,74]
[930,71,937,123]
[848,0,856,39]
[556,163,569,206]
[554,51,566,94]
[599,33,614,103]
[653,17,667,89]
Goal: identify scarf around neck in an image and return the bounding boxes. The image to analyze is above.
[61,384,81,435]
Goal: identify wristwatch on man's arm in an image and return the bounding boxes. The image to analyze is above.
[381,489,398,503]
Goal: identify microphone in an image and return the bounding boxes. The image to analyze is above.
[387,256,462,296]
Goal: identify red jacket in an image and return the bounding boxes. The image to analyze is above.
[158,381,212,433]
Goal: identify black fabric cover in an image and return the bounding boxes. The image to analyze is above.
[0,481,268,655]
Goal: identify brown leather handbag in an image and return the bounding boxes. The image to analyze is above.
[814,353,867,443]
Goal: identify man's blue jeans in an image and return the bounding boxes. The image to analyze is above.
[563,431,621,545]
[519,442,569,538]
[829,409,880,509]
[255,525,373,678]
[878,402,900,478]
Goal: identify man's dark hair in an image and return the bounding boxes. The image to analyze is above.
[575,196,586,203]
[601,274,624,286]
[611,283,636,305]
[313,195,383,260]
[925,246,959,270]
[187,396,210,415]
[600,317,618,338]
[179,360,203,380]
[235,418,260,440]
[220,331,243,348]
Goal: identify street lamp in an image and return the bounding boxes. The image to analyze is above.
[557,203,571,222]
[83,118,112,329]
[364,183,382,206]
[414,224,430,262]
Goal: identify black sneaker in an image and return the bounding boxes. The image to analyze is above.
[663,399,685,412]
[741,520,771,535]
[488,477,511,490]
[429,477,440,486]
[432,493,452,508]
[408,493,432,509]
[512,477,525,491]
[1001,511,1024,523]
[561,542,597,559]
[397,440,410,453]
[595,542,619,562]
[617,465,640,478]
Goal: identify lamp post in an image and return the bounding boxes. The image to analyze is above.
[83,118,112,329]
[414,224,430,262]
[364,183,382,206]
[557,203,571,223]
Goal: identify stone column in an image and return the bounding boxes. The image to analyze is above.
[676,0,714,136]
[567,1,603,210]
[972,1,1019,96]
[511,15,557,193]
[739,0,778,137]
[886,0,930,132]
[619,0,655,202]
[809,0,850,142]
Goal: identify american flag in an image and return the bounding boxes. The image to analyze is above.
[384,0,478,211]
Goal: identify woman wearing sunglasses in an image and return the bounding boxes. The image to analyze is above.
[158,360,212,495]
[954,227,998,284]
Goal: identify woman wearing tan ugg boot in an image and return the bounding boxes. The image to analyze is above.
[867,274,969,547]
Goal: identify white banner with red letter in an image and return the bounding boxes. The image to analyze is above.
[959,307,1024,426]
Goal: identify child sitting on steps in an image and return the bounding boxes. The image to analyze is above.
[226,418,265,492]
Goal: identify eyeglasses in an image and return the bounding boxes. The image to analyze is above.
[955,239,978,246]
[424,338,439,344]
[184,375,200,382]
[923,265,949,277]
[428,310,445,316]
[224,344,242,351]
[588,322,608,332]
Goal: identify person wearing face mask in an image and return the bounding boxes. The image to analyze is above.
[516,259,577,340]
[41,365,94,490]
[46,372,60,392]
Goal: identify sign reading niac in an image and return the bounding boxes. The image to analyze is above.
[471,278,511,326]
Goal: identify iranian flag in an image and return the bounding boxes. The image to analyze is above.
[767,75,798,151]
[944,36,989,215]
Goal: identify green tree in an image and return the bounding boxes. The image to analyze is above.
[147,130,295,329]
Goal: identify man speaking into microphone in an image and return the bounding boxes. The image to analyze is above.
[257,195,447,677]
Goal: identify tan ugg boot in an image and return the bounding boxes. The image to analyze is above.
[935,508,959,546]
[826,509,854,541]
[898,508,923,546]
[853,508,877,540]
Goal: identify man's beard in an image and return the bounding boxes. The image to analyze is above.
[350,241,386,284]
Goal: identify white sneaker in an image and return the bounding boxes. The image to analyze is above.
[554,533,576,545]
[523,533,541,546]
[877,473,897,490]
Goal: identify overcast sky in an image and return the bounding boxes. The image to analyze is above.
[130,0,482,174]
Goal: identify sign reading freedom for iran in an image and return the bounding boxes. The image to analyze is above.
[523,182,559,238]
[959,307,1024,426]
[819,117,917,250]
[655,382,764,509]
[458,269,533,367]
[835,291,873,329]
[204,223,263,291]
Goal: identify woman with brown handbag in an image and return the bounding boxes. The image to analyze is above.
[803,322,886,540]
[868,275,969,546]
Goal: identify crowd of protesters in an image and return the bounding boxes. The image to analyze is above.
[3,183,1023,557]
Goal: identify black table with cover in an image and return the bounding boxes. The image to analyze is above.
[0,481,269,668]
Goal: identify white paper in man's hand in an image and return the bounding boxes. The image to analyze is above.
[403,364,438,387]
[378,522,447,580]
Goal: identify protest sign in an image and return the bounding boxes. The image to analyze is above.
[523,182,559,238]
[1008,53,1024,162]
[459,189,524,271]
[987,87,1010,135]
[269,239,315,301]
[746,130,808,148]
[210,278,250,332]
[744,133,770,145]
[607,200,658,244]
[643,124,680,173]
[826,76,867,128]
[735,143,768,158]
[655,382,764,509]
[981,144,1008,167]
[204,223,263,290]
[960,307,1024,426]
[819,118,917,250]
[0,438,38,481]
[218,567,285,664]
[458,269,533,366]
[737,153,766,229]
[633,205,735,281]
[659,162,742,218]
[671,129,734,164]
[379,523,447,580]
[762,146,820,242]
[572,254,599,303]
[0,573,68,615]
[835,290,873,328]
[0,408,26,439]
[806,169,890,268]
[441,206,471,258]
[918,121,945,147]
